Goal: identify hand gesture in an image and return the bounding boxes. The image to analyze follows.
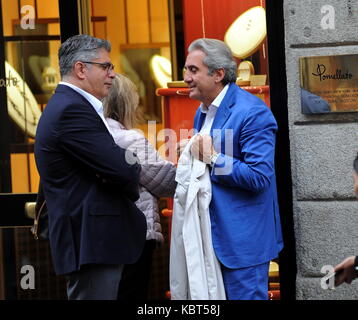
[190,134,216,164]
[334,256,356,286]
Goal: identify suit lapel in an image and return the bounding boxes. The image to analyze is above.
[210,83,236,133]
[195,111,206,131]
[194,83,238,132]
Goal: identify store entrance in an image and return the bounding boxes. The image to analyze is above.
[0,0,174,300]
[0,0,294,300]
[0,0,69,300]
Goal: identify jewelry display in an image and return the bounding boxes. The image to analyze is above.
[5,61,42,138]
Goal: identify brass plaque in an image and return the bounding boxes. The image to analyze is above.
[299,54,358,114]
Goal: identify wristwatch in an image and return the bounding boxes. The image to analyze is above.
[210,152,219,167]
[354,256,358,278]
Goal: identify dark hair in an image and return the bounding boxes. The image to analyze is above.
[354,153,358,174]
[58,34,111,77]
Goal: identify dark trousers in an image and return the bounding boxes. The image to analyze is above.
[66,264,124,300]
[117,239,157,300]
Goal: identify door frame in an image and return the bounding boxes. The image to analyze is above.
[266,0,296,300]
[0,0,80,299]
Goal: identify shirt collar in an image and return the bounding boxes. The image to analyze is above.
[200,84,229,113]
[59,81,103,113]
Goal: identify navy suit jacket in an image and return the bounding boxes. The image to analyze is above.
[194,83,283,269]
[35,85,146,275]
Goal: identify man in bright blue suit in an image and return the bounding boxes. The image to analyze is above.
[183,38,283,300]
[35,35,146,299]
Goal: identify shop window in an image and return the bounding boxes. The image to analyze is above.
[0,0,67,302]
[91,0,171,126]
[1,0,61,193]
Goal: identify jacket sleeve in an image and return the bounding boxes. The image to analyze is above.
[140,144,177,198]
[210,104,277,193]
[57,103,141,201]
[120,130,177,198]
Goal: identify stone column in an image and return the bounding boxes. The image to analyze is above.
[283,0,358,299]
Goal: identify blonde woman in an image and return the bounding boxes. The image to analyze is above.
[103,74,177,300]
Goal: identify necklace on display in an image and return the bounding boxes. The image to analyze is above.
[5,61,42,138]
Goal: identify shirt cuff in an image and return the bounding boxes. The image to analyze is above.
[210,152,220,167]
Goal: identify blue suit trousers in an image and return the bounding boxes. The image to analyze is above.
[221,262,270,300]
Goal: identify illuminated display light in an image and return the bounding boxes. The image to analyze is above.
[224,6,267,59]
[150,55,172,88]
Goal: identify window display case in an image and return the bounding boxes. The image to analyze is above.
[5,38,61,193]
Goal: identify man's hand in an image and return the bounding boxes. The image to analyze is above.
[334,256,356,286]
[190,134,217,164]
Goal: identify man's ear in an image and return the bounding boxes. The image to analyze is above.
[73,61,86,80]
[214,68,225,83]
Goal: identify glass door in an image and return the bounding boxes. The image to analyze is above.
[0,0,66,300]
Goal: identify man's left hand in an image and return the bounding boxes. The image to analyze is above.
[190,134,217,164]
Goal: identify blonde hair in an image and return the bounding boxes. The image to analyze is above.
[103,73,139,129]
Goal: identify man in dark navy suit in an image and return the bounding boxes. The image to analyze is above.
[34,35,146,300]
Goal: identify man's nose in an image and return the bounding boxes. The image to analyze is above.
[108,68,116,78]
[184,72,191,83]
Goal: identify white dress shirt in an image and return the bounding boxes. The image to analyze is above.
[59,81,112,134]
[199,84,229,135]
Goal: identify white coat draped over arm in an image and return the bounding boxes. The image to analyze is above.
[169,135,226,300]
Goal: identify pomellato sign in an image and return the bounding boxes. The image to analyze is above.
[299,54,358,114]
[312,64,353,82]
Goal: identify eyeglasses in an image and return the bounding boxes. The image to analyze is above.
[80,61,115,74]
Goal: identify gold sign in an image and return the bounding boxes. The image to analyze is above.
[299,54,358,114]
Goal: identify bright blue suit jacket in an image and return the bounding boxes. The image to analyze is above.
[35,85,146,275]
[194,82,283,269]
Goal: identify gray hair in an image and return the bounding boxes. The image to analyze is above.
[58,34,111,77]
[188,38,237,85]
